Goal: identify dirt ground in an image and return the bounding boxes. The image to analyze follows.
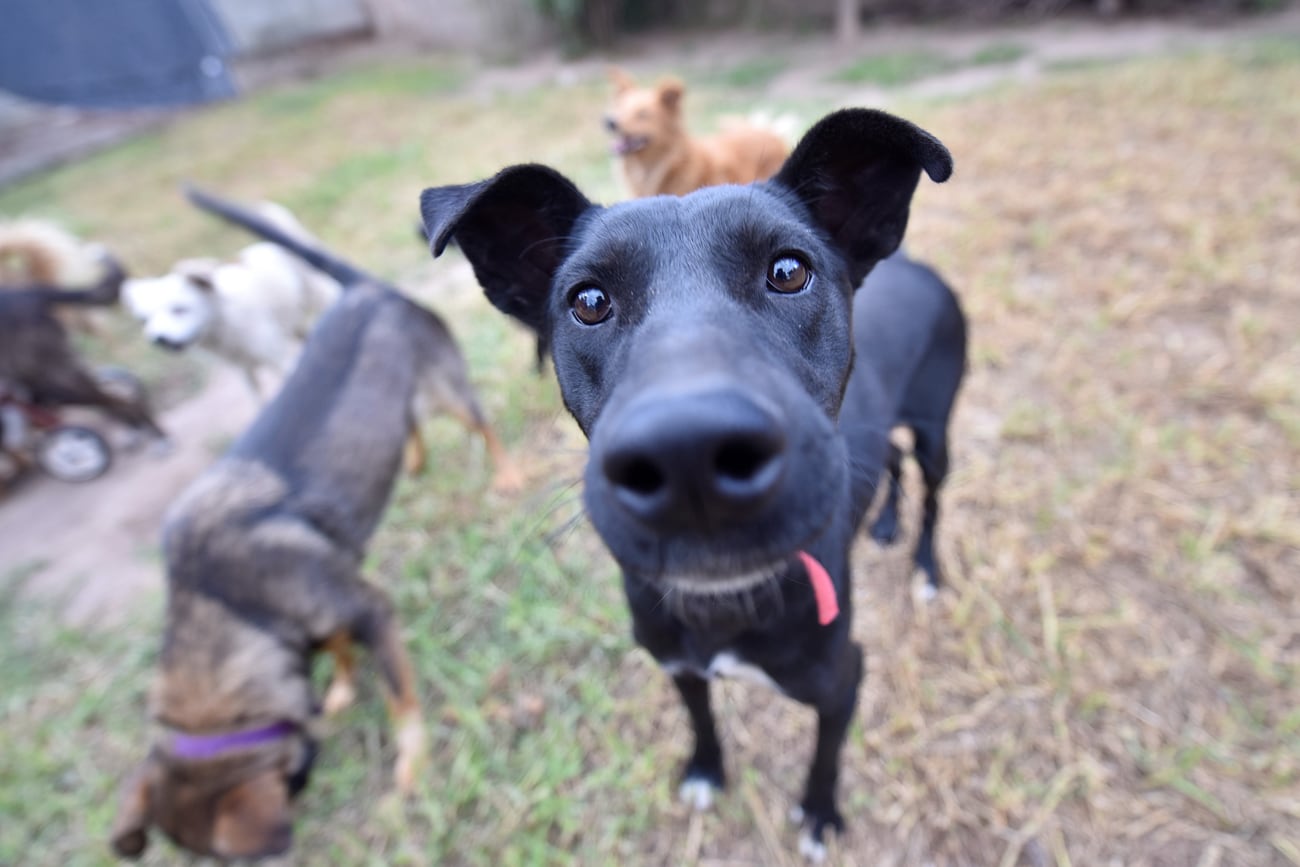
[0,367,257,624]
[3,11,1296,628]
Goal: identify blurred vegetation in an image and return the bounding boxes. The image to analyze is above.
[529,0,1294,52]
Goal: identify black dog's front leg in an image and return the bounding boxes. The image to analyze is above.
[795,640,864,860]
[673,672,726,809]
[869,442,904,545]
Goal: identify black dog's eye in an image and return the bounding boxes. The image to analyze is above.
[767,255,811,294]
[571,286,612,325]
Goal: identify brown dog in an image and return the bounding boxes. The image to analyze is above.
[604,67,789,198]
[109,188,523,859]
[0,219,113,335]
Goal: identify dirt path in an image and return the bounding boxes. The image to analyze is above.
[0,368,257,626]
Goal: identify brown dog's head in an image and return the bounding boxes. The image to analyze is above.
[603,67,686,157]
[111,734,314,860]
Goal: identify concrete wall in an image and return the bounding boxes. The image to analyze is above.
[212,0,373,54]
[210,0,552,57]
[364,0,554,54]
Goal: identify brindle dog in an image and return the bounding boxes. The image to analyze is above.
[110,189,517,859]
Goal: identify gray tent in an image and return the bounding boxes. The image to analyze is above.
[0,0,236,108]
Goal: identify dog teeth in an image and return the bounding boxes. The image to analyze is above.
[678,778,716,812]
[797,828,827,863]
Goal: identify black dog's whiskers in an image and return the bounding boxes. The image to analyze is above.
[519,233,583,261]
[540,504,588,547]
[521,477,587,545]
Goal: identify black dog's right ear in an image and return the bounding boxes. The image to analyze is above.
[420,165,594,334]
[773,108,952,286]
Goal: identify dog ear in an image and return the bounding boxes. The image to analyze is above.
[173,258,219,292]
[772,108,952,286]
[607,65,636,94]
[420,165,594,335]
[211,770,292,859]
[110,759,158,858]
[657,77,684,112]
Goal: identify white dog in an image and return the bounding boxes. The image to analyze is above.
[122,203,340,397]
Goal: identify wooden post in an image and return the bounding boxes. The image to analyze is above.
[836,0,860,46]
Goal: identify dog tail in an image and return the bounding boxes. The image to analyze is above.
[0,220,104,288]
[184,185,372,289]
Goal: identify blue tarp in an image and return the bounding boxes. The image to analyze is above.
[0,0,236,108]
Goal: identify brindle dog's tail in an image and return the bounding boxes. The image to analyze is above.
[184,185,372,289]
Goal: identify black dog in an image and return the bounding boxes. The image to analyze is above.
[0,254,167,442]
[421,108,965,859]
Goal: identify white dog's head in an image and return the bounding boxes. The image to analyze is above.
[122,259,222,351]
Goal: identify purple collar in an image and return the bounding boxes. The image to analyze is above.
[170,720,298,760]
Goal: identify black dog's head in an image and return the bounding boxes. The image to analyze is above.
[421,109,951,591]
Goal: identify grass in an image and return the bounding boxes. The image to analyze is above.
[829,50,954,86]
[2,33,1299,867]
[970,42,1029,66]
[709,57,790,89]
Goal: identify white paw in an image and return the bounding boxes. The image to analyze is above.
[321,678,356,716]
[393,716,426,794]
[678,778,716,812]
[788,805,804,825]
[798,828,827,863]
[918,582,938,603]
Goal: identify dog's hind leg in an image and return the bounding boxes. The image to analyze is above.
[868,442,904,545]
[442,399,522,493]
[417,364,522,492]
[242,365,264,400]
[403,424,427,476]
[673,673,726,810]
[910,423,950,598]
[321,631,357,716]
[351,588,426,794]
[793,640,863,861]
[33,362,167,440]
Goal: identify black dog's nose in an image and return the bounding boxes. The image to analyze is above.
[600,391,787,528]
[603,115,618,133]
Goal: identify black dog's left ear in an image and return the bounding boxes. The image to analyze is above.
[420,165,594,336]
[773,108,952,286]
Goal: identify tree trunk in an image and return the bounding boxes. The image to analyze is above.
[584,0,619,48]
[836,0,861,45]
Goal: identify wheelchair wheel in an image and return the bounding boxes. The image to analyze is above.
[36,425,112,482]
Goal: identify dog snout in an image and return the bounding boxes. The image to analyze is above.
[152,335,183,352]
[599,390,787,529]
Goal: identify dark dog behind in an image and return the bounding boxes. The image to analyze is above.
[186,186,521,489]
[420,108,965,859]
[0,255,165,441]
[109,188,524,859]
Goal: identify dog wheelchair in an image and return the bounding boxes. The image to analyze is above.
[0,367,146,484]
